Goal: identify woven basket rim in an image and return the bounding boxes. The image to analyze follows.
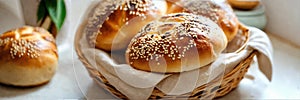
[75,45,256,99]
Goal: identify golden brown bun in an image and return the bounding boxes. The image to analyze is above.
[0,26,58,87]
[126,13,227,73]
[89,0,167,51]
[166,0,183,13]
[228,0,260,10]
[166,0,240,42]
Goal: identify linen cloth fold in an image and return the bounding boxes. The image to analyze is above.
[79,26,273,100]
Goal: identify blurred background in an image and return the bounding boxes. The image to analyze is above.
[2,0,300,46]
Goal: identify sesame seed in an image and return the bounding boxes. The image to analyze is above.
[0,27,48,59]
[9,39,40,59]
[128,13,213,64]
[120,0,152,18]
[182,0,235,27]
[85,0,158,46]
[1,36,41,59]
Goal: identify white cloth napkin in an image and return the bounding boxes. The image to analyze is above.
[246,27,273,81]
[79,26,273,100]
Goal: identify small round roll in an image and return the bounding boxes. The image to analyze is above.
[126,13,227,73]
[227,0,260,10]
[166,0,240,42]
[88,0,167,51]
[0,26,58,87]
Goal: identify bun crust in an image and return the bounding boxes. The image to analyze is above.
[0,26,58,86]
[228,0,260,10]
[166,0,239,42]
[88,0,167,51]
[126,13,227,73]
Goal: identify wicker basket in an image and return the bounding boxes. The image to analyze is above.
[76,51,256,99]
[75,17,254,99]
[74,0,255,99]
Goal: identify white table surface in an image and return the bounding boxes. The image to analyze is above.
[1,0,300,99]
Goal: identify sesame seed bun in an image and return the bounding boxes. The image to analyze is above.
[166,0,240,42]
[86,0,168,51]
[126,13,227,73]
[0,26,58,87]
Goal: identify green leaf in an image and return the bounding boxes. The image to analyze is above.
[37,0,47,22]
[56,0,66,30]
[44,0,66,31]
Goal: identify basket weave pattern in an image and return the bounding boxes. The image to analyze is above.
[76,47,256,99]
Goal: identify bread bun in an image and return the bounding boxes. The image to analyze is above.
[166,0,240,42]
[88,0,167,51]
[0,26,58,87]
[228,0,260,10]
[126,13,227,73]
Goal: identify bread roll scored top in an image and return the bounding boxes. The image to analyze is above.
[0,26,58,86]
[126,13,227,73]
[166,0,239,42]
[89,0,167,51]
